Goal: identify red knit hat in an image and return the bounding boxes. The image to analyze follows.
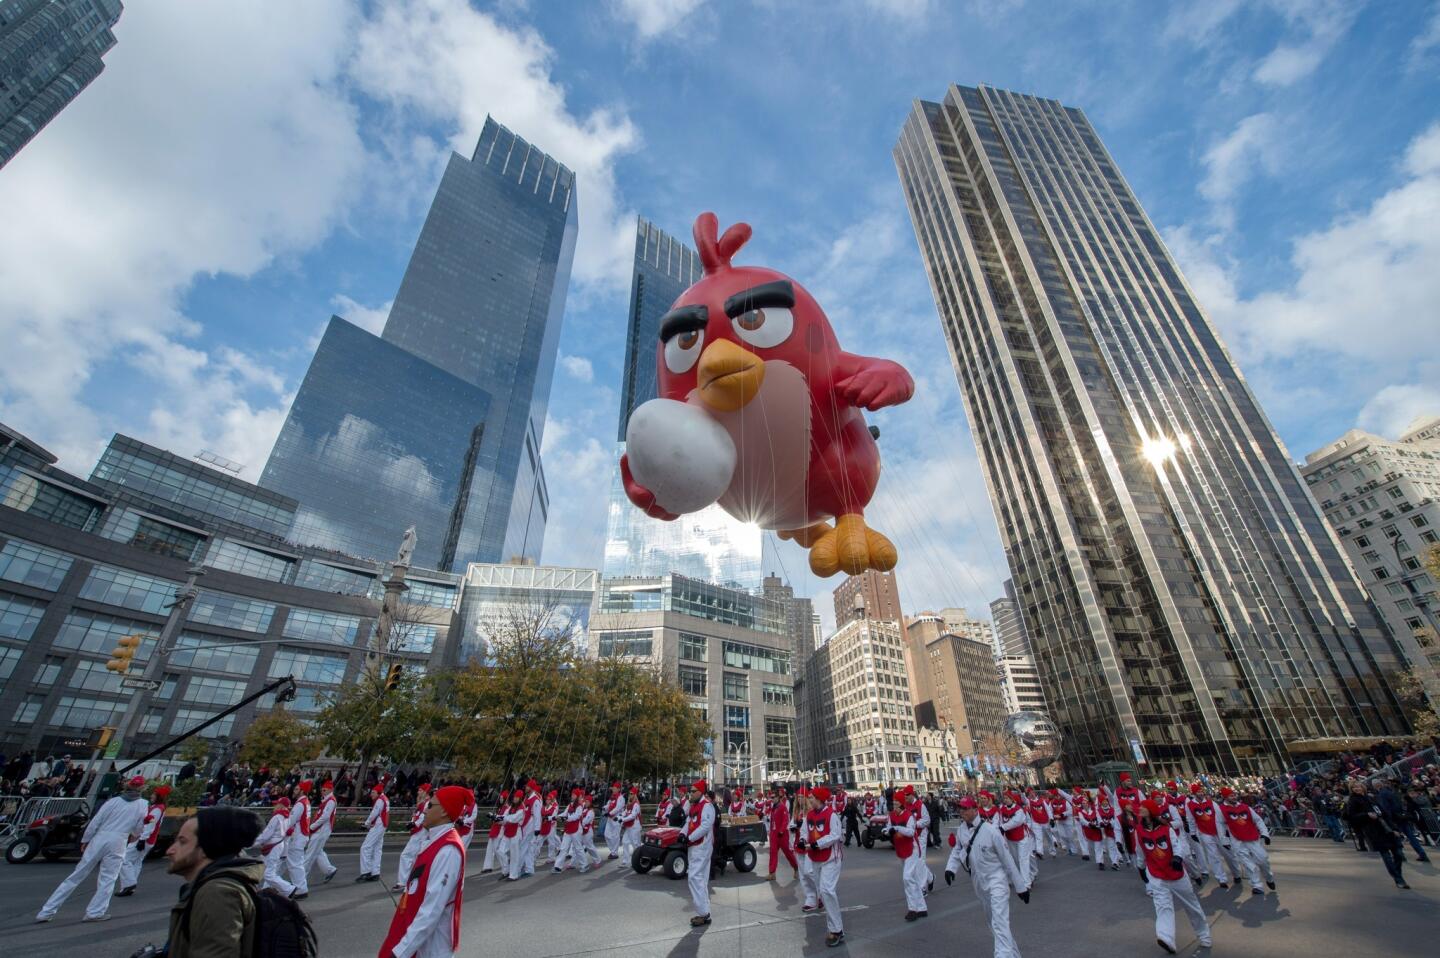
[418,783,432,793]
[153,785,172,800]
[435,785,471,821]
[1190,783,1203,794]
[527,779,540,792]
[274,797,291,808]
[1119,772,1131,782]
[321,781,334,791]
[957,795,977,809]
[690,779,707,793]
[297,780,313,793]
[630,786,639,795]
[1141,799,1164,817]
[811,786,831,803]
[1219,787,1235,798]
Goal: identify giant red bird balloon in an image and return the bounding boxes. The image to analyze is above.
[620,212,914,577]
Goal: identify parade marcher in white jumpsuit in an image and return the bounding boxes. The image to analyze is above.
[1184,784,1232,887]
[378,785,470,958]
[480,790,509,874]
[396,783,433,891]
[285,780,314,898]
[358,784,389,882]
[883,784,927,920]
[1026,790,1056,859]
[580,794,603,868]
[999,791,1039,885]
[945,795,1030,958]
[618,786,644,866]
[796,786,845,948]
[256,798,296,897]
[117,783,169,895]
[1219,788,1276,894]
[1096,794,1128,869]
[683,781,717,927]
[603,783,624,859]
[1137,800,1212,955]
[455,792,478,852]
[551,790,587,873]
[541,791,561,862]
[507,780,542,880]
[35,776,147,923]
[305,781,340,883]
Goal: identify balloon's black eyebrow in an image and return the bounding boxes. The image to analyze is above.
[659,305,708,342]
[724,280,794,318]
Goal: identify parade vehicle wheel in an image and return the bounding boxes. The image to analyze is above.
[631,849,654,874]
[733,844,757,873]
[662,849,688,880]
[862,833,875,849]
[5,836,39,864]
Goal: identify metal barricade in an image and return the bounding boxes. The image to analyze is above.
[1364,746,1437,787]
[0,797,91,842]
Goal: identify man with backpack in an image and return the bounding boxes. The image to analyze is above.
[158,805,317,957]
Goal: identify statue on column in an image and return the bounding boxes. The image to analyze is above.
[395,526,417,568]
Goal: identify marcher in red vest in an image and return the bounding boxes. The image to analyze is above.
[885,784,927,921]
[117,784,169,896]
[1184,783,1232,887]
[379,784,470,958]
[1218,787,1275,894]
[397,783,433,890]
[1026,788,1055,857]
[797,786,845,947]
[1096,792,1127,869]
[1077,794,1105,864]
[1137,800,1211,954]
[358,784,389,883]
[305,781,340,884]
[998,790,1038,884]
[256,797,295,897]
[541,790,561,863]
[285,781,313,899]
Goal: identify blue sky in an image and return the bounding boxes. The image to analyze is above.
[1,0,1438,628]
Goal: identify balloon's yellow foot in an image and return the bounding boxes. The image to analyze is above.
[779,522,832,548]
[806,514,897,577]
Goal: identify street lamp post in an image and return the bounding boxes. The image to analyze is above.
[87,566,204,804]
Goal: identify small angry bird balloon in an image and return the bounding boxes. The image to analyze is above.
[622,212,914,577]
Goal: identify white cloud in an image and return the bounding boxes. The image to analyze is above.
[1357,385,1440,440]
[863,0,934,18]
[349,0,640,290]
[1199,112,1281,228]
[539,413,616,568]
[559,355,595,383]
[1411,2,1440,69]
[610,0,706,39]
[1161,0,1247,44]
[330,294,393,336]
[1253,0,1359,86]
[0,0,362,473]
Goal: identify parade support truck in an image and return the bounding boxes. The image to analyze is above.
[861,814,893,849]
[631,820,768,879]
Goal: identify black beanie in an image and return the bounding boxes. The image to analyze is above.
[196,806,262,859]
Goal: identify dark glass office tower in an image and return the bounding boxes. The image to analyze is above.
[601,218,763,591]
[894,85,1406,777]
[260,318,489,570]
[262,117,574,570]
[0,0,123,168]
[381,118,576,567]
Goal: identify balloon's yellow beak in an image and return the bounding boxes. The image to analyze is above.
[697,338,764,411]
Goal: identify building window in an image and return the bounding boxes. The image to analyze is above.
[204,539,294,583]
[725,704,750,728]
[689,701,709,723]
[406,580,458,610]
[1404,557,1422,572]
[259,685,327,713]
[722,640,791,675]
[679,665,707,696]
[13,693,45,724]
[0,539,73,591]
[1355,535,1370,547]
[1372,567,1389,580]
[138,708,166,734]
[68,659,125,694]
[193,593,277,634]
[80,565,180,615]
[269,647,349,684]
[0,593,46,642]
[184,675,246,707]
[1414,514,1431,528]
[33,655,64,686]
[280,608,357,645]
[723,730,750,754]
[168,633,259,675]
[597,629,653,657]
[111,512,206,561]
[54,611,157,658]
[723,671,749,702]
[765,717,794,764]
[169,708,233,738]
[679,632,708,662]
[0,645,21,682]
[0,467,103,531]
[762,682,793,706]
[295,561,377,597]
[48,695,127,729]
[389,623,438,654]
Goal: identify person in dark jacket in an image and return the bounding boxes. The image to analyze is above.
[1377,782,1430,862]
[1344,783,1409,889]
[842,798,862,847]
[161,807,267,957]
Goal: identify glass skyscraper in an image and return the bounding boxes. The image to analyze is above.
[602,217,763,592]
[0,0,122,168]
[263,117,576,571]
[894,84,1406,777]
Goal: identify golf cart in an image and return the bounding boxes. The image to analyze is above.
[6,805,91,864]
[861,813,893,849]
[631,819,767,879]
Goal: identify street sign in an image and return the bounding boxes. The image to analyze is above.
[120,678,161,691]
[103,736,123,760]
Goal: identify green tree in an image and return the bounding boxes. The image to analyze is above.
[1393,667,1440,742]
[176,737,211,768]
[312,665,444,772]
[578,657,708,783]
[238,708,323,773]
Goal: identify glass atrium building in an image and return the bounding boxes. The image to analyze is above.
[894,84,1406,777]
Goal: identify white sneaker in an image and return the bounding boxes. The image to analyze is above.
[35,914,53,923]
[82,915,112,923]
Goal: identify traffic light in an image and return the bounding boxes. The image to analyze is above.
[106,633,143,674]
[384,663,403,692]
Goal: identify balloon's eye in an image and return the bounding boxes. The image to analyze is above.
[665,330,704,374]
[678,331,700,349]
[733,306,792,348]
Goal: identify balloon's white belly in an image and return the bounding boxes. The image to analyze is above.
[706,361,812,530]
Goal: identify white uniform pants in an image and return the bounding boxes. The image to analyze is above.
[1058,819,1079,854]
[1033,825,1055,857]
[360,824,386,876]
[901,852,927,911]
[815,858,843,933]
[1098,833,1125,866]
[37,834,127,919]
[508,832,539,879]
[1007,836,1038,884]
[545,828,561,860]
[618,823,642,864]
[262,845,295,897]
[398,830,427,884]
[553,832,588,872]
[582,831,600,865]
[604,818,621,855]
[971,873,1021,958]
[1234,839,1272,889]
[687,843,713,917]
[285,834,309,894]
[119,840,148,889]
[799,854,817,904]
[481,833,502,871]
[305,825,335,878]
[1195,833,1230,883]
[1147,875,1212,949]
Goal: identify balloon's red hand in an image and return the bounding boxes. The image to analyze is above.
[621,453,679,521]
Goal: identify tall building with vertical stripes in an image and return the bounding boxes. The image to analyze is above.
[894,84,1407,777]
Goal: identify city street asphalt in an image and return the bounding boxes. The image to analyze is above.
[0,833,1434,957]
